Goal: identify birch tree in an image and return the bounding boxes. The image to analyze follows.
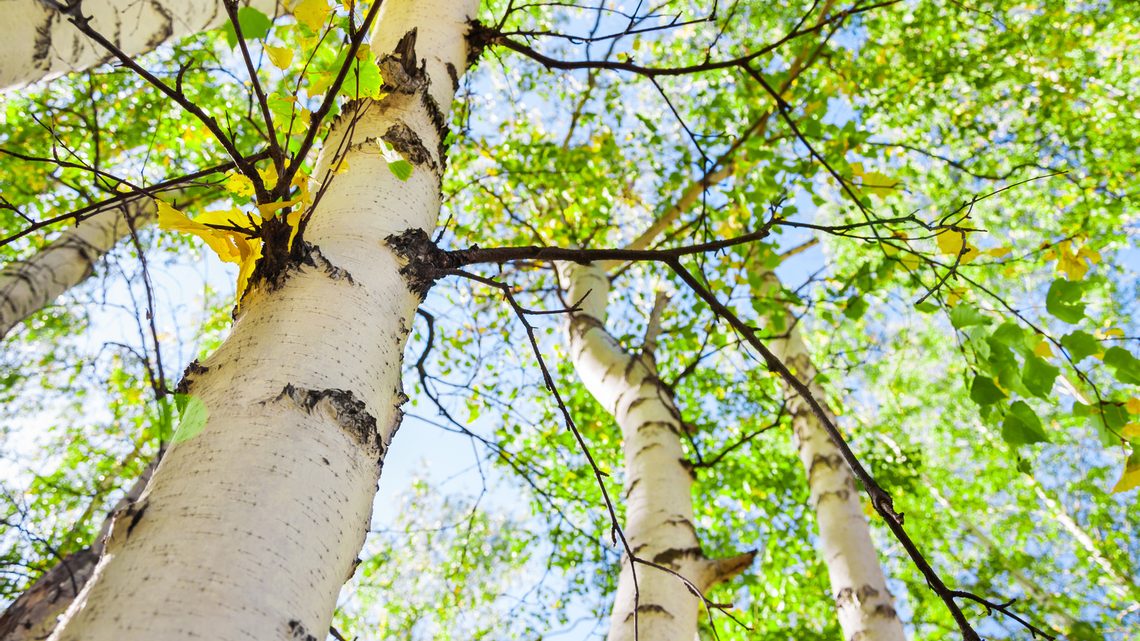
[0,0,281,91]
[2,1,1139,641]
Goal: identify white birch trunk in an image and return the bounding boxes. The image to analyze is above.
[0,196,156,339]
[46,0,477,638]
[560,262,754,641]
[0,0,281,91]
[764,289,906,641]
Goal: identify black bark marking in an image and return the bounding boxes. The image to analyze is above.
[464,19,494,68]
[123,500,148,538]
[175,359,209,394]
[385,228,460,298]
[32,13,54,72]
[145,0,175,49]
[624,604,671,622]
[651,546,702,568]
[287,619,317,641]
[378,29,425,95]
[445,62,459,91]
[274,385,381,455]
[382,123,433,168]
[807,453,844,479]
[247,238,355,300]
[872,603,900,618]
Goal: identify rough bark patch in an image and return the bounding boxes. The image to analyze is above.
[176,359,209,394]
[382,123,433,168]
[385,228,459,298]
[274,385,380,454]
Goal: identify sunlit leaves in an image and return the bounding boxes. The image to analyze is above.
[172,394,209,444]
[970,375,1006,405]
[1104,347,1140,385]
[1045,278,1086,323]
[1061,331,1101,362]
[266,45,295,70]
[294,0,333,31]
[155,200,261,302]
[1001,400,1049,445]
[1111,446,1140,494]
[221,6,273,47]
[949,304,990,329]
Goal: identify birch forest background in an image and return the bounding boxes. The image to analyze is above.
[0,1,1137,640]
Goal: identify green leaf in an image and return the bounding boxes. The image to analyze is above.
[1045,279,1086,324]
[914,301,939,314]
[388,159,413,181]
[341,57,384,99]
[1061,331,1100,362]
[843,295,868,320]
[950,304,990,329]
[221,6,273,47]
[990,322,1026,349]
[1104,347,1140,385]
[1021,356,1060,398]
[1001,401,1049,445]
[970,375,1006,405]
[172,395,209,444]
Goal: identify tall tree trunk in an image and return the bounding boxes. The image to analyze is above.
[0,195,158,340]
[561,262,754,641]
[1,0,280,91]
[762,275,907,641]
[46,1,478,638]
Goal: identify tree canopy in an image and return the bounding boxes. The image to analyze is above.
[0,1,1137,640]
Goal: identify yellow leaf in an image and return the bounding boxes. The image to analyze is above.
[860,171,898,197]
[1122,423,1140,438]
[223,171,256,197]
[1078,246,1101,265]
[1126,398,1140,415]
[156,200,254,265]
[236,239,263,303]
[258,162,278,186]
[986,246,1013,258]
[266,45,294,70]
[294,0,331,31]
[1057,241,1089,280]
[1033,338,1053,358]
[936,229,964,255]
[1111,453,1140,494]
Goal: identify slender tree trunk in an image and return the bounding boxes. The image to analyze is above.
[0,0,281,91]
[762,273,907,641]
[560,262,754,641]
[0,460,158,641]
[46,1,478,638]
[0,195,159,340]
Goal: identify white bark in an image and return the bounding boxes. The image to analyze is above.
[0,0,281,91]
[560,262,754,641]
[764,284,906,641]
[0,195,155,340]
[46,0,477,638]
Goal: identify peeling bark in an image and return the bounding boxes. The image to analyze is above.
[0,0,281,91]
[44,1,478,639]
[560,262,755,641]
